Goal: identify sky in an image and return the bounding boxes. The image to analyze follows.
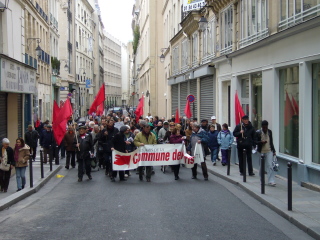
[98,0,135,44]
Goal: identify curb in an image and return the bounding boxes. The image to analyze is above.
[0,166,62,211]
[206,168,320,240]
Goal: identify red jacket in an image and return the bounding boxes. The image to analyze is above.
[169,134,183,144]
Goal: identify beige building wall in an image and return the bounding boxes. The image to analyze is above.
[24,0,52,121]
[103,32,122,107]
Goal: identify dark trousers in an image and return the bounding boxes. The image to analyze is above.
[66,151,76,167]
[0,169,11,191]
[237,147,253,174]
[97,150,104,168]
[104,152,112,175]
[139,166,152,179]
[173,164,180,177]
[30,147,37,160]
[192,162,208,179]
[78,157,91,179]
[112,171,125,180]
[43,147,52,163]
[60,145,66,158]
[221,149,229,164]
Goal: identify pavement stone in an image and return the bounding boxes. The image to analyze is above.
[202,158,320,240]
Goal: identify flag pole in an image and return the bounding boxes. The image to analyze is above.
[71,115,80,151]
[239,112,244,138]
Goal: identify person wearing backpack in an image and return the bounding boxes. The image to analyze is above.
[256,120,276,186]
[217,123,234,166]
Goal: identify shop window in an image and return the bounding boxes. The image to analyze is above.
[279,66,299,158]
[252,74,262,129]
[312,63,320,164]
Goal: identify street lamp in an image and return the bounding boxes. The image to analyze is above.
[198,16,208,31]
[159,48,168,63]
[60,59,70,72]
[0,0,10,12]
[79,68,86,76]
[27,38,43,59]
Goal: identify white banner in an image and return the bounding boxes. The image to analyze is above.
[112,143,204,171]
[183,0,206,12]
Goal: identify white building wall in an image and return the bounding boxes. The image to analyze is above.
[121,44,129,105]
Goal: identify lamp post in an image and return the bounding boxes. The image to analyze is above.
[198,16,208,32]
[27,38,43,59]
[159,48,168,63]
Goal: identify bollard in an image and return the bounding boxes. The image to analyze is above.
[40,150,44,178]
[29,154,33,188]
[243,149,247,182]
[288,162,292,211]
[227,147,231,176]
[55,145,60,165]
[261,154,265,194]
[49,145,53,172]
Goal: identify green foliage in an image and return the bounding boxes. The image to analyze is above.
[133,26,140,55]
[51,57,60,75]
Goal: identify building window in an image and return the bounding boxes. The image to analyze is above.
[279,0,320,30]
[202,18,215,63]
[181,38,189,72]
[279,66,299,158]
[192,32,198,67]
[172,46,180,75]
[220,5,233,55]
[240,0,268,48]
[312,63,320,164]
[252,73,262,129]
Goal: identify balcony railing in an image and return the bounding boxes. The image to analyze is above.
[220,45,233,55]
[239,28,269,48]
[279,4,320,31]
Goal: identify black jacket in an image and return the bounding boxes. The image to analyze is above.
[25,130,40,148]
[74,133,94,160]
[40,130,55,148]
[256,129,276,153]
[0,146,15,167]
[95,126,119,153]
[113,132,127,153]
[233,122,256,148]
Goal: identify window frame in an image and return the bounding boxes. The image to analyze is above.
[220,5,233,55]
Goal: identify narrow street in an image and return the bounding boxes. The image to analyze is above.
[0,164,312,240]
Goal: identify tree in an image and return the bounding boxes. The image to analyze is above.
[133,26,140,55]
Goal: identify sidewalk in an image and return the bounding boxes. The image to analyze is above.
[204,160,320,239]
[0,151,62,211]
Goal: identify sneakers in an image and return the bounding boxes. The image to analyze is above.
[213,162,216,166]
[124,174,129,178]
[268,182,276,187]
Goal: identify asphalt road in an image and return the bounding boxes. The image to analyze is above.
[0,165,313,240]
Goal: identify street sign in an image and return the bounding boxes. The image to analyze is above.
[86,79,91,88]
[187,94,195,103]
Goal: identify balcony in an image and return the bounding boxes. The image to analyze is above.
[239,29,269,49]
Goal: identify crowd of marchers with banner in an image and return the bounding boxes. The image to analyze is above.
[0,84,278,191]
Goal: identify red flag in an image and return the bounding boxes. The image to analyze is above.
[135,95,144,122]
[184,100,192,118]
[53,99,73,145]
[96,102,104,116]
[88,84,106,114]
[291,95,299,115]
[235,91,245,125]
[53,101,60,124]
[284,92,295,127]
[175,108,180,123]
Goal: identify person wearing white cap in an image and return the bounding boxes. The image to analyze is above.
[210,116,221,132]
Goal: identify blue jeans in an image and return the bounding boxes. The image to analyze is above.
[16,167,27,190]
[210,148,219,163]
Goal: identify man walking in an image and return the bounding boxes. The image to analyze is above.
[64,125,76,169]
[25,125,39,161]
[134,121,157,182]
[256,120,276,186]
[158,121,169,142]
[233,115,256,176]
[40,124,54,164]
[210,116,221,131]
[75,126,94,182]
[187,123,209,180]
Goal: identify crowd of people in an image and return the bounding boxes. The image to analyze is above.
[0,110,277,191]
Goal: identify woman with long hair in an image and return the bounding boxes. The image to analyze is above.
[14,138,30,191]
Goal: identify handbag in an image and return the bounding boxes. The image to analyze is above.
[0,155,10,172]
[272,156,279,172]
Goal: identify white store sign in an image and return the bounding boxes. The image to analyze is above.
[183,0,206,12]
[0,58,36,94]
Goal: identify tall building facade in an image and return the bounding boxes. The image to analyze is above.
[0,0,36,141]
[24,0,52,122]
[121,43,129,106]
[103,32,122,108]
[75,0,95,117]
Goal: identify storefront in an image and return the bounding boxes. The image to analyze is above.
[0,55,36,141]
